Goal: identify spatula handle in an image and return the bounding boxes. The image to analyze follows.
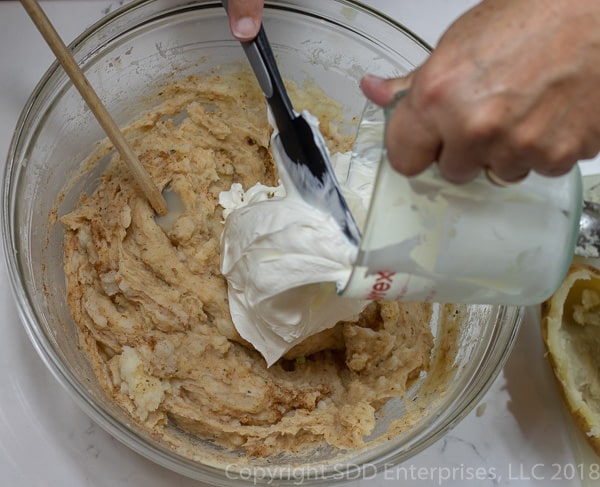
[221,0,295,131]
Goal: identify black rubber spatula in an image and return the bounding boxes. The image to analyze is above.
[222,1,361,245]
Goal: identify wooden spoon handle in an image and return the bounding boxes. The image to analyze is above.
[19,0,168,216]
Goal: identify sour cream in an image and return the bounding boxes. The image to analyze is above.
[219,111,373,366]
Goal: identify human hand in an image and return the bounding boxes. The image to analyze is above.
[361,0,600,184]
[225,0,264,41]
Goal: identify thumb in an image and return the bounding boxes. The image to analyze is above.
[227,0,264,41]
[359,72,414,107]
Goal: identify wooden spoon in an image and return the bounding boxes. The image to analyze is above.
[20,0,168,216]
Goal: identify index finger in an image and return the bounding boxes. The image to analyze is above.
[385,91,441,177]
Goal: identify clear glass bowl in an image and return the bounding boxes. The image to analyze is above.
[1,0,523,484]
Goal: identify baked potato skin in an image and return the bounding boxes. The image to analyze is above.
[541,264,600,457]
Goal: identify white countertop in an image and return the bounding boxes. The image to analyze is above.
[0,1,597,485]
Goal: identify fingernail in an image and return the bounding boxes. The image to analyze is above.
[362,73,385,83]
[233,17,259,40]
[360,73,385,87]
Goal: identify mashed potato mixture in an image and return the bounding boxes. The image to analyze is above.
[61,71,434,457]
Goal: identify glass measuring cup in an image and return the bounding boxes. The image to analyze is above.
[340,93,583,305]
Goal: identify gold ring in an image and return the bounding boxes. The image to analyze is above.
[485,167,529,187]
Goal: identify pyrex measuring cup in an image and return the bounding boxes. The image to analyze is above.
[340,95,583,305]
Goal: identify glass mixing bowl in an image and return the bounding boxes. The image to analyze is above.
[2,0,523,484]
